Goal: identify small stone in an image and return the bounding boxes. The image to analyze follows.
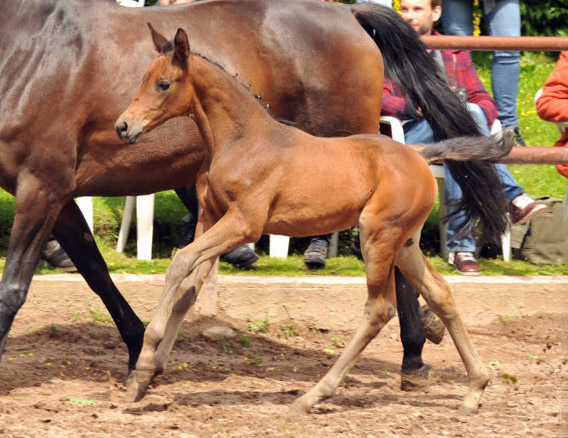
[202,325,236,341]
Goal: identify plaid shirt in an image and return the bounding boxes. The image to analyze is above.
[381,31,498,129]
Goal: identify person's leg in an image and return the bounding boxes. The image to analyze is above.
[403,118,435,144]
[444,103,488,274]
[495,164,523,203]
[496,164,547,224]
[486,0,521,129]
[304,234,332,269]
[441,0,474,36]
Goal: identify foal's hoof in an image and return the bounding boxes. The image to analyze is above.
[421,305,445,345]
[289,397,312,415]
[124,372,151,403]
[400,364,433,392]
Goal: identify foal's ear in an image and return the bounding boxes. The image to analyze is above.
[147,22,168,54]
[173,28,190,70]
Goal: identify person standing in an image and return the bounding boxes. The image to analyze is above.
[536,51,568,179]
[441,0,526,146]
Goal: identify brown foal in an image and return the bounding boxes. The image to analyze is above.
[116,27,513,413]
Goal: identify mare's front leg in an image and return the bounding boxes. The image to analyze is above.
[52,200,145,373]
[126,210,261,402]
[0,180,65,360]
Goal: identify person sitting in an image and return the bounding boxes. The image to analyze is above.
[381,0,545,275]
[535,51,568,179]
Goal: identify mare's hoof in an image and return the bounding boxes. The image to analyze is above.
[125,369,137,387]
[420,305,445,345]
[400,364,433,392]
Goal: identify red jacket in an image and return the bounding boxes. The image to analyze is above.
[536,51,568,178]
[381,31,498,130]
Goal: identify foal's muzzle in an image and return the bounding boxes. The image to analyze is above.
[115,116,144,144]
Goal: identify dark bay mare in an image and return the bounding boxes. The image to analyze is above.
[0,0,507,384]
[115,27,513,412]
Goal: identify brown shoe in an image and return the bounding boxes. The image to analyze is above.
[449,251,481,276]
[509,193,547,225]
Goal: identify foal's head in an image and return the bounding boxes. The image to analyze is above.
[115,25,192,144]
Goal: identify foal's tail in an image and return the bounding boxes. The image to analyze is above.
[350,4,509,242]
[422,134,514,241]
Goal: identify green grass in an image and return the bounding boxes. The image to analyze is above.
[0,53,566,277]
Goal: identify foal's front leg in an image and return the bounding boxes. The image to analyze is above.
[125,211,258,402]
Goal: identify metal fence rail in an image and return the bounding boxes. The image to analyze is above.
[421,36,568,51]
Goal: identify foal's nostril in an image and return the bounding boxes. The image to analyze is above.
[115,120,129,139]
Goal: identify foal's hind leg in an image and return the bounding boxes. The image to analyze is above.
[395,268,432,390]
[396,233,489,413]
[291,223,400,414]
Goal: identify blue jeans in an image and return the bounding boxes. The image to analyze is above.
[403,103,523,253]
[441,0,521,129]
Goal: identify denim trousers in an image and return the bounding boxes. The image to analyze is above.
[403,103,523,253]
[441,0,521,129]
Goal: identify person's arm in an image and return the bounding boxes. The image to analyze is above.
[536,51,568,123]
[451,51,499,127]
[381,78,421,120]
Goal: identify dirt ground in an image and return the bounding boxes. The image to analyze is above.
[0,274,566,438]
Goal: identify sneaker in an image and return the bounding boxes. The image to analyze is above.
[509,193,547,225]
[220,245,259,268]
[303,237,329,269]
[511,127,527,147]
[448,251,481,276]
[42,239,77,272]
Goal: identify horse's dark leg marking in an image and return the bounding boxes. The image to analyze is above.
[52,201,145,372]
[395,268,427,373]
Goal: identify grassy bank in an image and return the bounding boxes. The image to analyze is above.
[0,53,566,277]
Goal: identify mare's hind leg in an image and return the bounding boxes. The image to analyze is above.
[395,268,432,390]
[53,200,145,373]
[291,222,401,414]
[396,232,489,413]
[126,211,260,402]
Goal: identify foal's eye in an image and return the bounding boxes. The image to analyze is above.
[157,81,171,92]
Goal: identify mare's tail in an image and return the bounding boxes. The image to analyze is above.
[350,4,509,242]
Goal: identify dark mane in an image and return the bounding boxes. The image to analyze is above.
[188,49,271,110]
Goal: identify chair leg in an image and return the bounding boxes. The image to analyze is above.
[269,235,289,258]
[117,196,135,253]
[501,221,512,262]
[136,194,155,261]
[76,197,94,233]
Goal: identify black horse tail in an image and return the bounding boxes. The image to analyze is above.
[350,3,509,243]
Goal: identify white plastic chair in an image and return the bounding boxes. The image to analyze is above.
[379,115,512,260]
